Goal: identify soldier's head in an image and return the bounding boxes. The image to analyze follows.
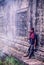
[30,28,34,33]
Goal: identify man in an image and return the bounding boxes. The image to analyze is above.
[24,28,36,58]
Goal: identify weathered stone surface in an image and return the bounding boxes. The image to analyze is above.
[35,46,44,62]
[0,0,44,45]
[0,41,44,65]
[0,0,44,64]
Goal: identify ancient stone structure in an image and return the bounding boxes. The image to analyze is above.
[0,0,44,61]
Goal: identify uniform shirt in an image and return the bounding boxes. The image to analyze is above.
[29,32,36,45]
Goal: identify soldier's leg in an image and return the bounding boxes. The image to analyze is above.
[24,45,31,57]
[29,45,34,58]
[28,45,31,53]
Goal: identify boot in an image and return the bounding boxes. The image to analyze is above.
[24,53,29,57]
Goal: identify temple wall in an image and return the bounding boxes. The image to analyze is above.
[0,0,29,53]
[0,0,44,54]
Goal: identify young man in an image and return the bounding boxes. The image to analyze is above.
[24,28,36,58]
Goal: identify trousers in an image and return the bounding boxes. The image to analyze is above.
[28,44,34,57]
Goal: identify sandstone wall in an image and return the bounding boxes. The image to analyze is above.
[0,0,29,54]
[0,0,44,54]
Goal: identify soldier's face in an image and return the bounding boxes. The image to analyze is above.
[30,29,33,33]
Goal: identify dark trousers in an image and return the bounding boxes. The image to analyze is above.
[28,44,34,58]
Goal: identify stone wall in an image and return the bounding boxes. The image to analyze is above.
[0,0,29,53]
[28,0,44,45]
[35,0,44,45]
[0,0,44,54]
[0,0,17,41]
[0,0,29,40]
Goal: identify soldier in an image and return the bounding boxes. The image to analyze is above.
[24,28,37,59]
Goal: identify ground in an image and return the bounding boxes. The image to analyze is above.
[0,39,44,65]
